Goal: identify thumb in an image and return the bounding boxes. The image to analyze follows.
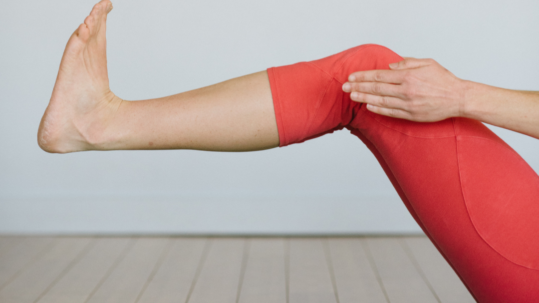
[389,58,431,70]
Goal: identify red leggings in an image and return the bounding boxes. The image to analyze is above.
[267,44,539,302]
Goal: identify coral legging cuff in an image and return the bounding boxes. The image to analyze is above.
[267,44,539,302]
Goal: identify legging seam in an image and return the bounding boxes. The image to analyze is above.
[354,121,479,301]
[450,118,482,297]
[350,127,424,229]
[304,62,344,85]
[305,78,334,132]
[372,116,456,138]
[452,118,539,271]
[457,135,539,184]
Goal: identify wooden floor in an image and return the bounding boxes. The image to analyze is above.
[0,236,475,303]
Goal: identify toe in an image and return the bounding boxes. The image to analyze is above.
[100,0,113,13]
[90,2,103,16]
[84,15,94,34]
[84,1,112,38]
[91,1,110,16]
[76,23,90,41]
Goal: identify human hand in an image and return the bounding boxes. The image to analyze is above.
[342,58,467,122]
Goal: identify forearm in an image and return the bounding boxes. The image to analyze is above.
[461,81,539,139]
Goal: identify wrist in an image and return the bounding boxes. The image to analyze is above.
[459,80,483,119]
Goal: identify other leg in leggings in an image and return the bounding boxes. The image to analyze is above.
[345,47,539,302]
[267,43,476,298]
[268,44,539,302]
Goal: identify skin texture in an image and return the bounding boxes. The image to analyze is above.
[342,58,539,139]
[38,0,279,153]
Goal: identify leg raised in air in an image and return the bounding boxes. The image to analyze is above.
[38,0,279,153]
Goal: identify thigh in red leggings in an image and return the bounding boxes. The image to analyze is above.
[267,44,539,302]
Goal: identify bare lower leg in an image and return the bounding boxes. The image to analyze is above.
[97,71,279,152]
[38,0,279,154]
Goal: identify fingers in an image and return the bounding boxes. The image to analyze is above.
[343,82,405,98]
[350,91,417,121]
[365,104,412,120]
[347,58,436,82]
[389,58,435,70]
[347,69,407,83]
[349,92,408,110]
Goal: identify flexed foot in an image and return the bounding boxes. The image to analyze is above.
[38,0,122,153]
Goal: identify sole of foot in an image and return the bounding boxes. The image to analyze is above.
[38,0,123,153]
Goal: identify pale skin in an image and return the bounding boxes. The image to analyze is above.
[38,0,279,154]
[341,58,539,139]
[38,0,539,154]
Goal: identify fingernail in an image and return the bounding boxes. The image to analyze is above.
[389,63,398,69]
[351,92,358,99]
[342,83,351,91]
[349,75,356,81]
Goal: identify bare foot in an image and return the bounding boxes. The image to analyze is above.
[38,0,122,153]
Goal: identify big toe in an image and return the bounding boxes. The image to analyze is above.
[92,0,112,16]
[96,0,113,14]
[84,0,112,35]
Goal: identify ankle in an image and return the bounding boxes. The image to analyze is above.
[79,91,126,150]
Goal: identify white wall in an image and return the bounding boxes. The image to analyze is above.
[1,0,538,234]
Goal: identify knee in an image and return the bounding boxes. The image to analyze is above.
[337,44,404,83]
[354,44,403,64]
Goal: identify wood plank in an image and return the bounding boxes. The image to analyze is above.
[137,237,207,303]
[187,238,246,303]
[85,237,169,303]
[237,238,287,303]
[403,237,475,303]
[365,237,439,303]
[0,237,55,289]
[327,238,388,303]
[0,236,25,258]
[0,236,478,303]
[0,237,93,303]
[288,238,337,303]
[36,237,133,303]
